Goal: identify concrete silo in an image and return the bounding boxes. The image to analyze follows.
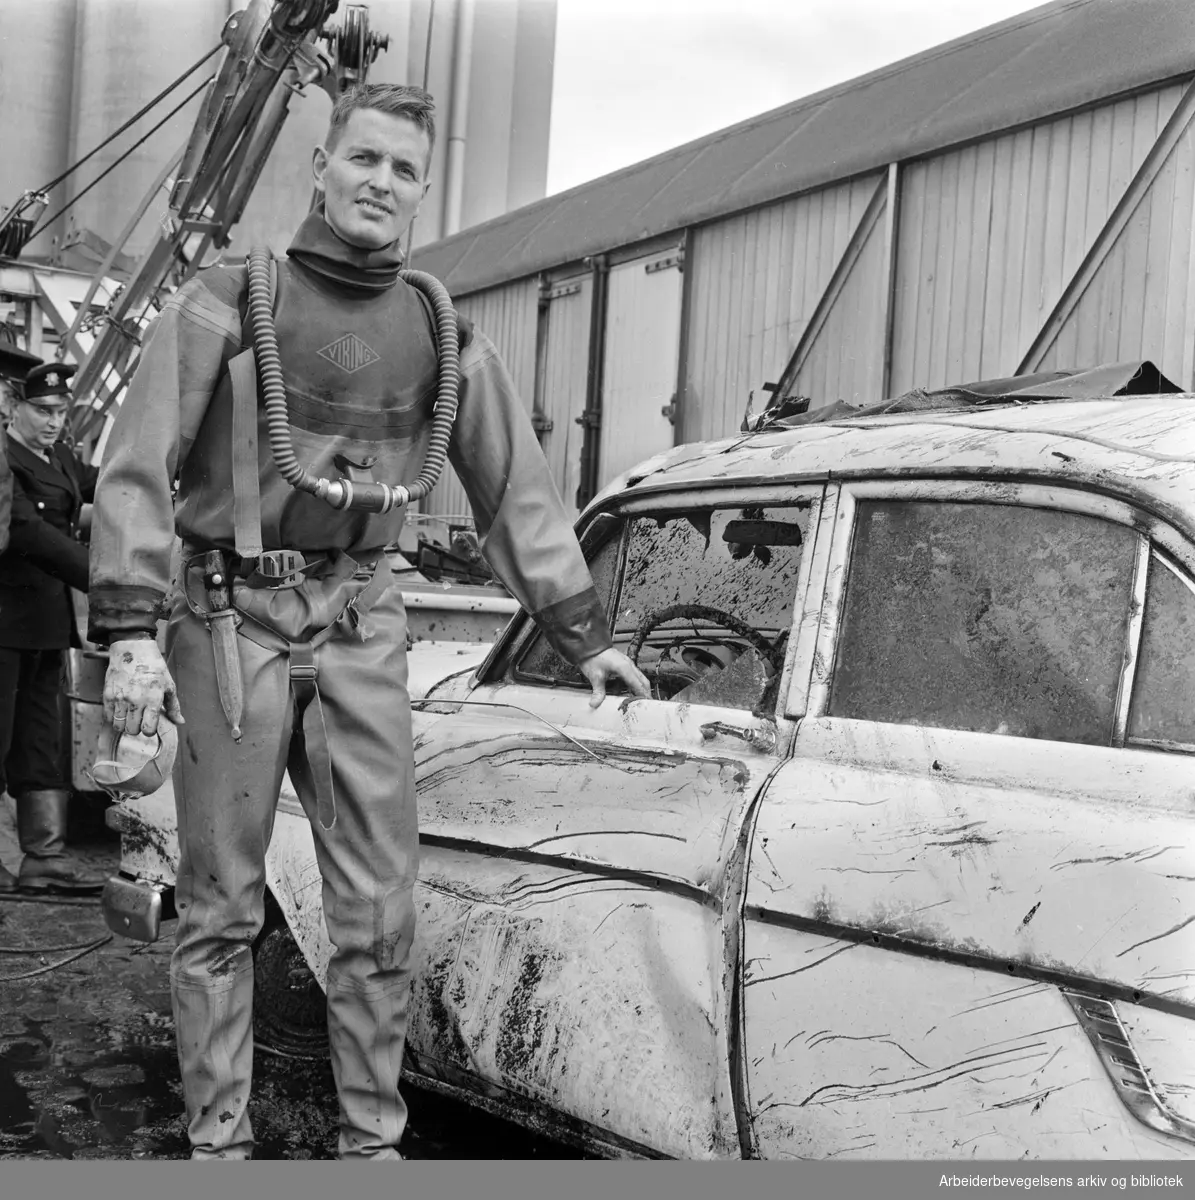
[65,0,228,264]
[405,0,557,250]
[0,0,79,259]
[1,0,557,266]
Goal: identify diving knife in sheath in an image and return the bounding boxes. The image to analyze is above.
[202,550,244,742]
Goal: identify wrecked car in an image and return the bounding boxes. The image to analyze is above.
[104,376,1195,1159]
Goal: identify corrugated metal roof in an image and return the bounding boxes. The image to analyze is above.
[411,0,1195,297]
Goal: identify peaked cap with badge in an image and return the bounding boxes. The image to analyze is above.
[23,362,76,406]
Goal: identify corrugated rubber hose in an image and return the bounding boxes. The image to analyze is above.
[246,246,461,514]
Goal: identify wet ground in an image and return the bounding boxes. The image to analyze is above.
[0,795,585,1161]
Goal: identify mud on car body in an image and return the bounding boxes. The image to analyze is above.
[104,384,1195,1159]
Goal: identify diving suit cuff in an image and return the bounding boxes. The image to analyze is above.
[534,587,614,665]
[88,585,166,646]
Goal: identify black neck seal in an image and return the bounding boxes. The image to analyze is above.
[286,206,404,292]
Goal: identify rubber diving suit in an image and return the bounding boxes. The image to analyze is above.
[88,209,614,1159]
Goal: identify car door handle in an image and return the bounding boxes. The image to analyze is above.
[699,720,777,753]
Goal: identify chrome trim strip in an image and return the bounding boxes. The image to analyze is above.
[1112,536,1151,747]
[1064,990,1195,1146]
[743,902,1195,1021]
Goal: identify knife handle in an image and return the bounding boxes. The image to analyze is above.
[202,549,231,610]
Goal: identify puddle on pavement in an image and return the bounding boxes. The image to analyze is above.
[0,1011,189,1159]
[0,885,585,1160]
[0,1010,586,1160]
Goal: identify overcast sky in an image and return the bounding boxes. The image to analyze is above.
[547,0,1049,194]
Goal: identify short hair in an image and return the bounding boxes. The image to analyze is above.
[326,84,436,164]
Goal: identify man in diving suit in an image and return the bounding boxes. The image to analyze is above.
[89,84,648,1160]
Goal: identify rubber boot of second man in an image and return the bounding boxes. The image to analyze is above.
[16,789,105,892]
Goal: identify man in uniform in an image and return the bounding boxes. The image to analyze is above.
[0,360,104,893]
[90,83,648,1160]
[0,342,22,544]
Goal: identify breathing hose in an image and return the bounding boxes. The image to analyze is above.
[246,246,460,514]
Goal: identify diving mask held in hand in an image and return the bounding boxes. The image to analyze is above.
[89,723,178,800]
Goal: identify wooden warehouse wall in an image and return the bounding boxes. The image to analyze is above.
[683,173,884,442]
[423,277,539,522]
[891,81,1190,391]
[421,75,1195,524]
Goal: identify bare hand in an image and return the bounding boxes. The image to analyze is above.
[577,647,650,709]
[103,638,185,736]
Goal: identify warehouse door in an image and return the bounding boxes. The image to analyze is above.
[537,273,592,518]
[598,246,683,491]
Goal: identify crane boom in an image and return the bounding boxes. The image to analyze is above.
[0,1,390,445]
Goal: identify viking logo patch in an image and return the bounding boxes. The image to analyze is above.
[318,333,381,374]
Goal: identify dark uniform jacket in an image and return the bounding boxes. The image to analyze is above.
[0,436,10,556]
[0,433,96,650]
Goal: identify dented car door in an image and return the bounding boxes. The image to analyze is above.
[742,481,1195,1159]
[405,487,823,1158]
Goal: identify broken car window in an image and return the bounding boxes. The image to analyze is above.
[517,503,809,712]
[1128,552,1195,749]
[829,501,1137,745]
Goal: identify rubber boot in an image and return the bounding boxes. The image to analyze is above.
[0,790,19,892]
[16,789,105,893]
[172,951,256,1160]
[327,968,410,1160]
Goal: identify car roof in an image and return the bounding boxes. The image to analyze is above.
[610,394,1195,530]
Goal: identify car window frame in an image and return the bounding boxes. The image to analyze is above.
[1125,546,1195,756]
[487,484,827,720]
[798,479,1189,750]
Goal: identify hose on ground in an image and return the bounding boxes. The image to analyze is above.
[0,893,100,907]
[0,934,113,983]
[0,937,110,954]
[247,247,461,514]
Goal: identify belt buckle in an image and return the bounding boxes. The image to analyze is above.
[256,549,307,589]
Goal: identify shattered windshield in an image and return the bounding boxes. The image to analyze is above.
[517,502,810,712]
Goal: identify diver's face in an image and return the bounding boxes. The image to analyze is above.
[313,109,431,250]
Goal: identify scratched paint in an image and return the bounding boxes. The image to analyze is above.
[409,848,729,1157]
[257,676,776,1159]
[741,928,1191,1159]
[110,785,178,884]
[750,718,1195,1005]
[105,394,1195,1158]
[400,678,774,1158]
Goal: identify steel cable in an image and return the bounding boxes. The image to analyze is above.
[30,75,215,241]
[0,937,112,954]
[0,893,100,907]
[29,44,223,198]
[0,934,113,983]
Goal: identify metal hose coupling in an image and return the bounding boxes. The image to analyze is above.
[312,476,410,513]
[246,246,461,515]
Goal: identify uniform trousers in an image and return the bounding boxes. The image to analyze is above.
[166,553,417,1160]
[0,647,68,797]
